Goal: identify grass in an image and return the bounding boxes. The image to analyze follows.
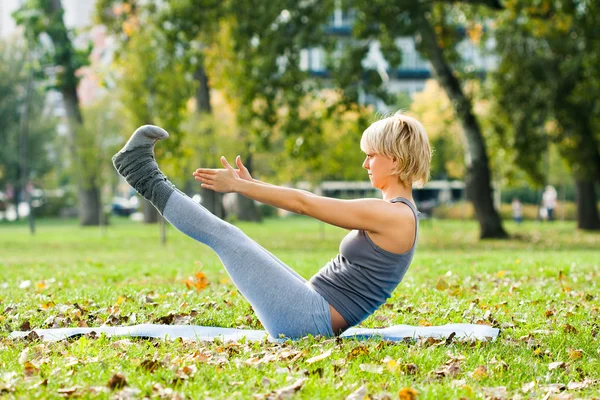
[0,217,599,399]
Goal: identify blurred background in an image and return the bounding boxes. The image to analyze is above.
[0,0,598,239]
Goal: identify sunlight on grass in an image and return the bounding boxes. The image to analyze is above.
[0,217,599,398]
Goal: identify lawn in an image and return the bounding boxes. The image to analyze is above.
[0,217,599,399]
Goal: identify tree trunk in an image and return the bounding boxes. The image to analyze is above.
[201,189,226,218]
[194,64,212,114]
[79,186,100,225]
[193,61,227,218]
[48,0,100,226]
[575,179,600,230]
[416,17,507,239]
[234,152,261,222]
[142,198,159,224]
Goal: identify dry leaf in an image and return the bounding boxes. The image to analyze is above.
[359,363,383,374]
[107,373,127,391]
[347,345,368,360]
[481,386,508,399]
[140,359,160,372]
[539,383,565,393]
[521,381,535,393]
[434,362,461,378]
[271,378,306,400]
[548,361,566,371]
[184,272,208,291]
[471,365,488,379]
[346,384,367,400]
[399,363,419,375]
[567,379,599,391]
[435,277,449,291]
[306,349,332,364]
[567,349,583,360]
[398,387,418,400]
[563,324,577,334]
[57,386,80,397]
[23,362,40,377]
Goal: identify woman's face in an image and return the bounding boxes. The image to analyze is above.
[362,152,396,189]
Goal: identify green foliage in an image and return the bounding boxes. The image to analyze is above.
[409,80,465,180]
[207,1,335,156]
[0,38,57,191]
[13,0,91,93]
[491,0,600,183]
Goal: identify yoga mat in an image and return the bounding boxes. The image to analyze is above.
[10,323,499,342]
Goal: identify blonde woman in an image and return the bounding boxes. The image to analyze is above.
[112,113,431,338]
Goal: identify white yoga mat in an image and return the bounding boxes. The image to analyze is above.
[10,323,499,342]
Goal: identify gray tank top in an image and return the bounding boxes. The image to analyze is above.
[309,197,419,327]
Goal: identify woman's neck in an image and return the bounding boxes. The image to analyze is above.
[381,181,413,202]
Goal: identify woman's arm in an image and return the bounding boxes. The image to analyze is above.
[193,157,399,232]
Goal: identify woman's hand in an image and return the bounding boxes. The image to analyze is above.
[233,155,253,181]
[193,156,243,193]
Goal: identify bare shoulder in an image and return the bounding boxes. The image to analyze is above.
[366,200,417,254]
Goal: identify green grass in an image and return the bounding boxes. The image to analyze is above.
[1,217,599,399]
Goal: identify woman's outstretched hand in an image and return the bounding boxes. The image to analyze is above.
[193,156,250,193]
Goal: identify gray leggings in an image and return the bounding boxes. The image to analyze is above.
[163,191,334,339]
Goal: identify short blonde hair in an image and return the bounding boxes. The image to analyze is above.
[360,113,431,187]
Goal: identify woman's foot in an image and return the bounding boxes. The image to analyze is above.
[112,125,175,214]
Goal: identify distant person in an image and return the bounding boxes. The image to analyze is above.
[112,113,431,338]
[542,185,557,222]
[511,198,523,224]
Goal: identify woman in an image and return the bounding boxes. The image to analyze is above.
[112,113,431,339]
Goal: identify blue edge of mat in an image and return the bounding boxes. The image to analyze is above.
[10,323,500,343]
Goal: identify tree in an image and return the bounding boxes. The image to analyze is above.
[492,0,600,230]
[13,0,101,226]
[409,80,465,181]
[0,38,57,220]
[334,0,507,238]
[94,2,194,223]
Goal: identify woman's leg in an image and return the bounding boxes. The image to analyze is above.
[112,126,329,338]
[162,192,329,338]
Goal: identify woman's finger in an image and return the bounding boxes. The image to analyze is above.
[221,156,235,172]
[195,168,217,175]
[235,155,243,169]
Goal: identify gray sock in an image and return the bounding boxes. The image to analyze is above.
[112,125,176,214]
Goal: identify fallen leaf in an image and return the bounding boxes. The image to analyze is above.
[359,364,383,374]
[434,362,461,378]
[471,365,488,379]
[19,280,31,289]
[481,386,508,399]
[306,349,332,364]
[347,345,368,360]
[57,386,80,397]
[271,378,306,399]
[140,359,160,372]
[548,361,566,371]
[563,324,577,334]
[568,349,583,360]
[398,387,418,400]
[346,384,367,400]
[435,277,449,291]
[399,363,419,375]
[539,383,565,393]
[567,379,599,391]
[184,272,208,291]
[107,373,127,391]
[23,362,39,377]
